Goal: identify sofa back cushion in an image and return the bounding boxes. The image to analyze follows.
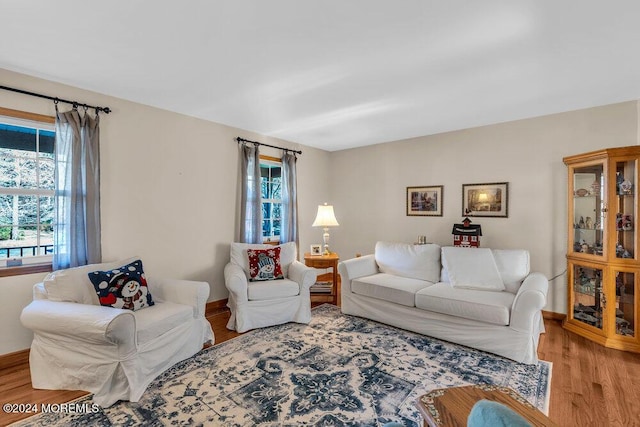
[230,242,296,278]
[375,241,441,282]
[441,247,505,291]
[43,256,140,305]
[492,249,530,293]
[440,248,530,293]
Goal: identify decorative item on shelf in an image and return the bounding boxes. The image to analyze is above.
[312,203,339,255]
[578,216,585,229]
[416,235,427,245]
[590,180,600,195]
[580,241,589,253]
[594,243,603,255]
[575,188,589,197]
[620,179,633,195]
[615,243,633,259]
[451,217,482,248]
[616,171,624,193]
[616,214,634,231]
[585,216,593,229]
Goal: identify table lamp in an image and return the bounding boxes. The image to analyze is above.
[312,203,339,255]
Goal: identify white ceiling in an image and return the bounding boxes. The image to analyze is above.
[2,1,640,151]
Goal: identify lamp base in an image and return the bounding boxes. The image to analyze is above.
[323,228,330,255]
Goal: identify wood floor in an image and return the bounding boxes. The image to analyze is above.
[1,307,640,427]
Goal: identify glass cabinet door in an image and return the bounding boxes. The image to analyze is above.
[572,264,604,331]
[614,159,636,260]
[614,270,636,338]
[572,164,605,256]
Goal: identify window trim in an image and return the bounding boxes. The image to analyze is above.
[0,107,55,277]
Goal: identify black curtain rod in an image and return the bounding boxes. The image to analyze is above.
[236,137,302,155]
[0,85,111,114]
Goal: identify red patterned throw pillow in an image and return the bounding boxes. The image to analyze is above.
[247,247,284,281]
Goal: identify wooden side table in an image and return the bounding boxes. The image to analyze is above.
[304,252,339,305]
[416,384,557,427]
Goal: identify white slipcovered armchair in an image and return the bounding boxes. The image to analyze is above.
[20,258,214,407]
[224,242,317,333]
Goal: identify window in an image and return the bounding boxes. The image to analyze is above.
[0,109,55,268]
[260,156,282,243]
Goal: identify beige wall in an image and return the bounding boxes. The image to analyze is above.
[0,68,332,354]
[2,67,638,354]
[328,101,640,314]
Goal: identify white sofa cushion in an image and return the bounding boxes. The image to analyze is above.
[492,249,530,294]
[231,242,296,278]
[43,257,140,305]
[134,301,193,343]
[352,273,433,307]
[441,247,505,291]
[375,242,441,282]
[415,282,515,325]
[247,278,300,301]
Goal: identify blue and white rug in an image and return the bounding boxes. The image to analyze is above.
[14,305,551,426]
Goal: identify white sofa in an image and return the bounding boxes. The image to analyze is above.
[224,242,317,333]
[20,258,214,407]
[338,242,549,364]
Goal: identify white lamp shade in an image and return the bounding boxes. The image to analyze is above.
[312,204,339,227]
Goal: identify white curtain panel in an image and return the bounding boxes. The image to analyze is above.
[239,143,261,244]
[280,151,298,252]
[53,108,101,270]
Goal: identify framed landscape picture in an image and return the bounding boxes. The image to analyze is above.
[462,182,509,217]
[406,185,443,216]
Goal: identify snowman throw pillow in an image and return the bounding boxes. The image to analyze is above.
[247,247,284,281]
[88,259,155,311]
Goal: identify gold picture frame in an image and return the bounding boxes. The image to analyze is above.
[462,182,509,217]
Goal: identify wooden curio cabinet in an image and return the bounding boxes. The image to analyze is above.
[563,146,640,353]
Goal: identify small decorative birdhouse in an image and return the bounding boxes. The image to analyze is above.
[451,217,482,248]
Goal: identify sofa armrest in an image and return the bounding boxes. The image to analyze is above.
[288,260,317,292]
[20,300,135,346]
[224,263,249,303]
[510,272,549,332]
[147,277,210,318]
[338,255,378,293]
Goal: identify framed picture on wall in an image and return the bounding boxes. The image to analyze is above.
[406,185,443,216]
[462,182,509,217]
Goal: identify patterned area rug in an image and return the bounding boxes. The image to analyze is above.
[14,305,551,426]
